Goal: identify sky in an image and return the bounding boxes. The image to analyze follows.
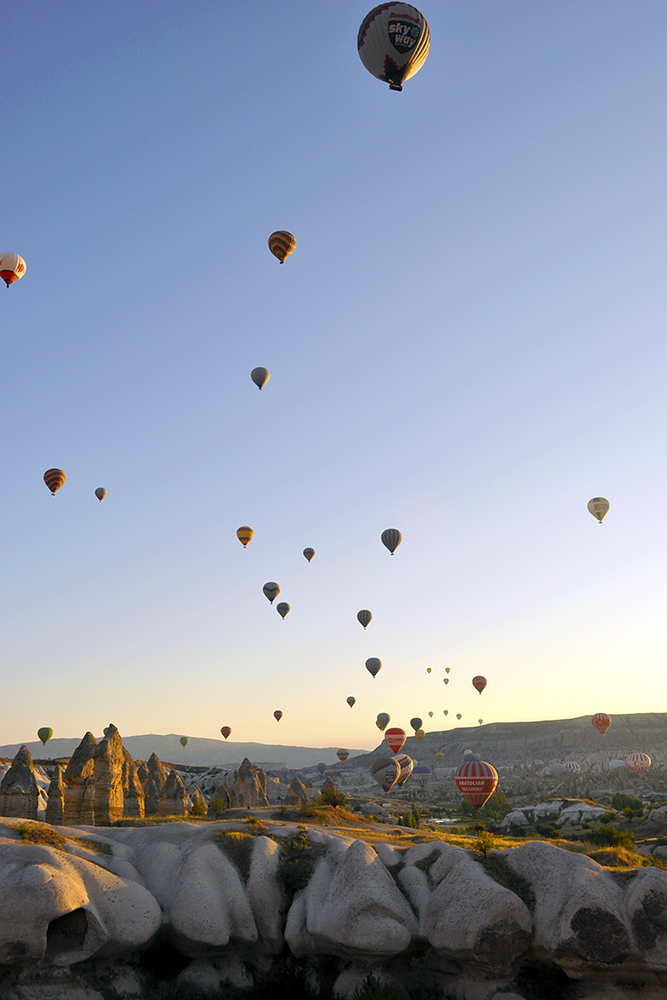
[2,1,667,751]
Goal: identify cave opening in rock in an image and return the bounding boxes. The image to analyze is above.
[45,908,88,957]
[515,961,578,1000]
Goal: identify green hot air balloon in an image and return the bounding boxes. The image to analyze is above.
[37,727,53,745]
[180,736,189,747]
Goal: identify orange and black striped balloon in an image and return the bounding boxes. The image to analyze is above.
[44,469,66,495]
[268,231,296,264]
[237,526,254,547]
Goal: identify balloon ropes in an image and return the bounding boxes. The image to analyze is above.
[592,713,611,736]
[44,469,66,495]
[0,253,26,287]
[268,231,296,263]
[357,4,431,92]
[454,760,498,809]
[588,497,609,523]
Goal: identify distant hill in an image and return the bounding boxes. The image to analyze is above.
[0,734,366,770]
[347,713,667,769]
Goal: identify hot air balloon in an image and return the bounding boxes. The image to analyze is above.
[627,752,651,772]
[37,727,53,745]
[588,497,610,523]
[428,711,433,718]
[415,729,425,742]
[385,727,407,754]
[220,726,232,739]
[445,667,450,674]
[549,763,566,777]
[263,582,280,604]
[381,528,402,554]
[456,714,462,720]
[426,668,431,674]
[472,676,487,695]
[365,657,382,678]
[251,367,270,390]
[609,759,627,771]
[413,764,432,788]
[303,548,315,562]
[393,753,414,786]
[357,609,372,629]
[370,756,400,793]
[376,712,390,731]
[435,752,444,764]
[180,736,189,747]
[273,710,283,722]
[455,760,498,808]
[443,710,449,716]
[317,763,327,774]
[346,696,356,708]
[276,602,290,619]
[443,678,449,685]
[237,526,254,548]
[95,488,107,502]
[410,717,422,733]
[478,719,483,725]
[357,4,431,92]
[268,231,296,263]
[463,750,478,763]
[565,761,581,775]
[44,469,66,495]
[0,253,26,287]
[337,748,350,763]
[592,713,611,736]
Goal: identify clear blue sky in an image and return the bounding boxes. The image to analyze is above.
[3,1,667,750]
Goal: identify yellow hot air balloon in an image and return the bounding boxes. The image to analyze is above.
[337,748,350,763]
[426,667,431,674]
[268,231,296,263]
[0,252,26,287]
[415,729,425,742]
[435,752,444,764]
[237,526,254,548]
[357,4,431,92]
[44,469,66,495]
[588,497,609,523]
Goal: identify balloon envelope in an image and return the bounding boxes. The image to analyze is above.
[443,678,449,685]
[303,548,315,562]
[365,657,382,678]
[565,761,581,774]
[455,760,498,808]
[445,667,450,674]
[220,726,232,739]
[472,675,487,695]
[370,756,400,793]
[627,752,651,772]
[385,727,407,754]
[273,710,283,722]
[0,252,26,287]
[412,764,432,788]
[180,736,189,747]
[44,469,66,495]
[251,367,270,390]
[456,714,462,720]
[376,712,390,731]
[592,713,611,736]
[426,667,431,674]
[37,727,53,745]
[549,763,566,777]
[263,582,280,604]
[588,497,610,522]
[276,602,290,619]
[94,487,107,502]
[393,753,414,786]
[237,526,254,547]
[435,752,444,764]
[317,763,327,774]
[357,4,431,92]
[346,696,356,708]
[357,609,372,629]
[268,231,296,263]
[337,748,349,762]
[410,717,422,733]
[381,528,402,554]
[415,729,425,742]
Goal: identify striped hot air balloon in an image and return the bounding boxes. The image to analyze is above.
[44,469,66,495]
[592,712,611,736]
[303,548,315,562]
[393,753,414,786]
[220,726,232,739]
[370,756,400,793]
[357,4,431,92]
[384,727,406,753]
[268,231,296,263]
[627,752,651,772]
[454,760,498,808]
[357,609,372,629]
[0,252,26,287]
[337,748,350,763]
[472,676,487,695]
[237,526,254,547]
[276,602,290,619]
[381,528,402,554]
[565,761,581,775]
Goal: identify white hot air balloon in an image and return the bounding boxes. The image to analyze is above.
[0,253,26,287]
[358,4,431,92]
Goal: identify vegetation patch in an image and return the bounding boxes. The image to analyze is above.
[244,815,268,834]
[67,836,112,855]
[277,827,326,899]
[17,822,66,850]
[214,830,256,881]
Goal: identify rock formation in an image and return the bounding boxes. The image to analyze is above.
[0,746,39,819]
[63,732,97,826]
[91,725,125,826]
[229,758,269,808]
[122,749,145,819]
[159,769,188,817]
[284,775,310,807]
[45,764,65,825]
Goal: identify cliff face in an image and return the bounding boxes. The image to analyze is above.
[1,820,667,999]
